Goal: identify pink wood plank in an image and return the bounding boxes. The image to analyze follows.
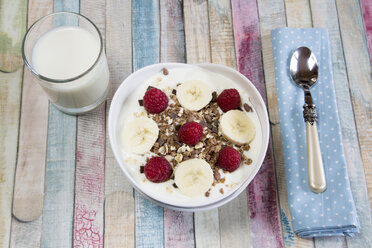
[73,1,106,247]
[361,0,372,65]
[231,0,283,247]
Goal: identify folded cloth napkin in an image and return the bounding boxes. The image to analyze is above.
[271,28,360,237]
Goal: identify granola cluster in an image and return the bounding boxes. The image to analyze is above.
[144,87,253,185]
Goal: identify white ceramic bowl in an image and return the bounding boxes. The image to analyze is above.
[108,63,269,211]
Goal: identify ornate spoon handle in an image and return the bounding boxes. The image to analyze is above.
[304,104,327,193]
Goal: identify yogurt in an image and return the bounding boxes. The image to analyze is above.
[119,66,262,205]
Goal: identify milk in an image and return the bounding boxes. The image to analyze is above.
[32,26,109,112]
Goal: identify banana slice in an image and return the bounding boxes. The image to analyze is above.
[176,80,212,111]
[219,110,256,145]
[121,116,159,154]
[174,158,214,197]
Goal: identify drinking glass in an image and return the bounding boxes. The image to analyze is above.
[22,12,110,115]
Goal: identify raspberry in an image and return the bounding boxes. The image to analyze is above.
[144,156,173,183]
[143,88,168,113]
[217,89,241,112]
[178,121,203,145]
[217,147,241,172]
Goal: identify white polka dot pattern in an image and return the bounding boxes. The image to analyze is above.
[271,28,359,237]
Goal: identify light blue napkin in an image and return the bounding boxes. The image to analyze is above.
[271,28,359,237]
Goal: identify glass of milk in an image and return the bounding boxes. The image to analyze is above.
[22,12,110,115]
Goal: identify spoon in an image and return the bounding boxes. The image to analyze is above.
[290,46,326,193]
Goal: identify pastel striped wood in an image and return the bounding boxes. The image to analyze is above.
[132,1,164,247]
[208,0,252,247]
[40,0,79,247]
[231,0,283,247]
[183,1,220,248]
[0,0,27,246]
[104,0,135,247]
[284,0,312,28]
[285,0,348,247]
[360,0,372,65]
[0,69,23,248]
[10,217,43,248]
[12,0,52,223]
[310,0,371,245]
[0,0,27,72]
[335,0,372,213]
[104,192,134,248]
[160,0,185,63]
[72,1,106,247]
[159,1,195,247]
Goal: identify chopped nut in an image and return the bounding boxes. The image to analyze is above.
[205,115,212,123]
[211,91,218,102]
[246,158,253,165]
[219,188,224,194]
[167,119,173,125]
[243,103,253,112]
[220,178,226,183]
[162,68,169,75]
[195,142,203,149]
[205,191,210,197]
[157,138,165,147]
[214,170,221,180]
[242,144,250,151]
[172,89,177,94]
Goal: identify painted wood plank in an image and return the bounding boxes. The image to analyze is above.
[132,1,164,247]
[104,192,135,248]
[335,0,372,219]
[12,0,52,223]
[0,0,27,72]
[40,0,79,247]
[10,217,42,248]
[360,0,372,65]
[0,69,23,248]
[183,1,221,247]
[257,0,315,246]
[284,0,312,28]
[104,0,135,247]
[0,1,27,246]
[159,1,195,247]
[183,0,211,63]
[285,1,347,247]
[231,1,283,247]
[331,0,372,246]
[208,0,252,247]
[72,1,106,247]
[160,0,185,63]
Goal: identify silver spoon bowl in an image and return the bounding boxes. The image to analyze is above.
[290,46,326,193]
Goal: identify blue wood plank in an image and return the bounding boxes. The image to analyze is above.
[41,1,79,247]
[132,1,164,247]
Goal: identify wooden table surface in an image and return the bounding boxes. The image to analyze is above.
[1,0,371,247]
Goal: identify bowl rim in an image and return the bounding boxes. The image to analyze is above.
[108,62,270,211]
